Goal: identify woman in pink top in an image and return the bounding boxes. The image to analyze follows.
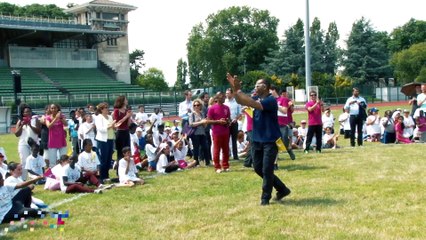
[45,103,68,167]
[304,91,324,153]
[395,116,411,144]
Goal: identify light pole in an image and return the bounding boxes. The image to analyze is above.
[304,0,312,97]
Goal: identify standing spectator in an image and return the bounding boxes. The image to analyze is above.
[113,96,132,161]
[414,84,426,117]
[270,86,295,160]
[199,92,212,164]
[338,108,351,139]
[415,110,426,142]
[38,105,50,163]
[344,87,367,147]
[68,110,80,156]
[206,92,230,173]
[80,114,97,153]
[227,73,291,206]
[224,88,242,160]
[95,102,116,183]
[45,103,68,167]
[408,84,422,117]
[304,91,324,153]
[178,90,193,128]
[188,99,211,166]
[135,105,149,127]
[366,108,381,142]
[14,104,41,180]
[242,106,254,168]
[381,110,396,144]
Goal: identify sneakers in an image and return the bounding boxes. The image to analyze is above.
[98,184,104,189]
[304,150,309,154]
[275,189,291,201]
[223,168,230,172]
[215,169,222,174]
[316,150,321,153]
[94,189,103,194]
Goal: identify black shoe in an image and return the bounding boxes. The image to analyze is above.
[243,164,252,168]
[289,150,296,160]
[260,199,270,206]
[275,189,291,201]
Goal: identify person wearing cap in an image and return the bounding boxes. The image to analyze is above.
[227,73,291,206]
[402,109,415,139]
[344,87,367,147]
[297,120,308,144]
[366,108,381,142]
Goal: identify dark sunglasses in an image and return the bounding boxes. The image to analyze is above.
[193,104,201,107]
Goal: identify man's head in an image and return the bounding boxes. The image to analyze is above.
[422,84,426,93]
[269,85,279,97]
[254,79,270,97]
[184,90,192,101]
[215,91,225,104]
[352,87,360,97]
[200,92,210,104]
[225,88,234,100]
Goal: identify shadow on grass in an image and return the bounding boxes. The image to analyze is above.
[280,164,328,172]
[277,197,342,206]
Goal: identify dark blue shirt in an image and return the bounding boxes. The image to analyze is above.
[252,94,281,143]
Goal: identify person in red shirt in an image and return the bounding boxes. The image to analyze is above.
[304,91,324,153]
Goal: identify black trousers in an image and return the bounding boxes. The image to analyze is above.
[349,115,364,146]
[229,122,239,159]
[305,125,323,151]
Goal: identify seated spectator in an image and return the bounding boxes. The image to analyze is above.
[172,136,197,169]
[136,127,146,152]
[77,139,102,188]
[322,127,339,149]
[44,155,69,191]
[322,109,335,133]
[366,108,381,142]
[415,110,426,142]
[291,128,302,149]
[172,119,182,133]
[395,116,412,144]
[145,133,161,172]
[60,155,103,194]
[0,152,8,179]
[1,173,46,224]
[118,147,144,187]
[402,109,415,140]
[237,130,249,158]
[24,144,46,184]
[297,120,308,143]
[156,143,179,174]
[135,105,149,127]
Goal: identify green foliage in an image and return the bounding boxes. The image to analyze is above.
[175,58,188,90]
[129,49,145,84]
[240,70,270,91]
[390,42,426,84]
[136,68,169,91]
[187,6,279,87]
[0,3,69,18]
[334,75,352,97]
[388,19,426,53]
[343,17,392,85]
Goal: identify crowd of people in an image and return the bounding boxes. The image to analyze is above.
[1,82,426,223]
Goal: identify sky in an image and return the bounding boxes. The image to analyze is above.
[7,0,426,86]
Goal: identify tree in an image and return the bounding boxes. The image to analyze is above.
[0,3,69,18]
[390,42,426,84]
[187,6,279,86]
[136,68,168,91]
[310,17,326,73]
[175,58,188,90]
[129,49,145,84]
[388,19,426,54]
[343,17,392,86]
[263,19,305,79]
[0,3,19,15]
[323,22,340,75]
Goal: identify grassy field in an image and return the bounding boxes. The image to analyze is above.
[1,105,425,239]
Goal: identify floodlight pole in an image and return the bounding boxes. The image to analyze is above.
[304,0,312,96]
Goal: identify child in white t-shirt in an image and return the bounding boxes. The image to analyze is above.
[156,143,179,174]
[77,139,101,188]
[24,145,46,184]
[172,136,197,169]
[322,127,339,149]
[118,147,144,187]
[237,130,249,158]
[61,155,102,194]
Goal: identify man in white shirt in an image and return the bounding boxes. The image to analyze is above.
[178,90,193,128]
[344,87,367,147]
[224,88,242,160]
[135,105,149,127]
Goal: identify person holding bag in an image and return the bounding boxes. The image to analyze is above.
[188,99,211,166]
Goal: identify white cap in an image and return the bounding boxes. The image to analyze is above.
[136,127,143,132]
[159,142,168,151]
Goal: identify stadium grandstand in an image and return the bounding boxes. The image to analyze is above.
[0,0,146,108]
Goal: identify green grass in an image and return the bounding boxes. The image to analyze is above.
[1,105,425,239]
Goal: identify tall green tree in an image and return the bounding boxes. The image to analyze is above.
[187,6,279,86]
[136,68,168,91]
[187,24,209,88]
[388,19,426,54]
[343,17,392,85]
[390,42,426,84]
[175,58,188,90]
[263,19,305,80]
[310,17,326,73]
[323,22,340,75]
[129,49,145,84]
[0,3,19,15]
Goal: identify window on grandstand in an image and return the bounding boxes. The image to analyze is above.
[107,38,117,46]
[103,13,119,21]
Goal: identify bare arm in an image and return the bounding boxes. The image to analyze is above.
[15,176,44,189]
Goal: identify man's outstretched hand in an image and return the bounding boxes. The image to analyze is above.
[226,73,242,92]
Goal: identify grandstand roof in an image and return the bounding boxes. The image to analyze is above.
[65,0,137,14]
